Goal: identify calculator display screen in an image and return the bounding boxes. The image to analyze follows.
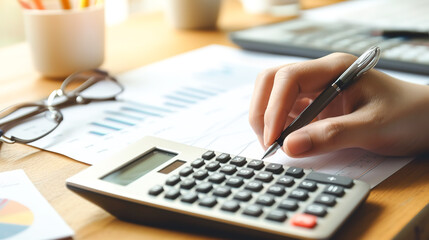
[102,149,177,186]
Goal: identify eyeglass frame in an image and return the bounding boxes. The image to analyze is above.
[0,69,124,144]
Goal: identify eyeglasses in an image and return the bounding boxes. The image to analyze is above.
[0,69,124,145]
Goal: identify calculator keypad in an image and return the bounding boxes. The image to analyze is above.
[150,150,357,229]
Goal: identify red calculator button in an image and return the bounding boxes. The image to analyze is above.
[291,213,317,228]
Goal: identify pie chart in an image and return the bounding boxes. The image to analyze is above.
[0,199,34,239]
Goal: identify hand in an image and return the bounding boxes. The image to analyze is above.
[249,53,429,157]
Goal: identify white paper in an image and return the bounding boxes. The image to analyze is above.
[29,45,425,188]
[0,169,73,240]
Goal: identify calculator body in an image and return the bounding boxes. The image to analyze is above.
[66,136,370,240]
[230,19,429,75]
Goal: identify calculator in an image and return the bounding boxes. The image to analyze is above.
[230,18,429,75]
[66,136,370,240]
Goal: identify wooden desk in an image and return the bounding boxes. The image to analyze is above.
[1,0,429,239]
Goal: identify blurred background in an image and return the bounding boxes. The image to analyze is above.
[0,0,165,48]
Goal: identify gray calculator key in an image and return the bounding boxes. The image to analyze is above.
[247,160,264,170]
[191,158,205,168]
[209,172,226,184]
[180,178,196,189]
[305,204,327,217]
[216,153,231,163]
[226,176,244,188]
[286,167,304,178]
[237,168,254,179]
[179,166,193,177]
[148,185,163,196]
[306,172,354,188]
[266,184,286,196]
[256,194,275,206]
[193,169,209,180]
[255,171,273,183]
[220,164,237,175]
[234,190,252,202]
[265,163,284,174]
[266,209,287,222]
[243,204,263,217]
[299,180,318,192]
[278,199,299,211]
[166,175,181,186]
[245,180,263,192]
[181,192,198,203]
[315,194,336,206]
[202,150,215,160]
[205,161,220,171]
[324,185,345,197]
[213,186,232,197]
[277,176,295,187]
[164,188,180,200]
[221,200,240,212]
[196,182,213,193]
[230,156,247,166]
[289,189,309,201]
[199,196,217,208]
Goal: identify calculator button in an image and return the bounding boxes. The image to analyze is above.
[179,166,194,177]
[278,199,299,211]
[237,168,254,179]
[291,213,317,228]
[233,190,252,202]
[196,182,213,193]
[205,161,220,171]
[277,176,295,187]
[220,164,237,175]
[164,188,180,200]
[221,200,240,212]
[323,185,345,197]
[181,192,198,203]
[209,172,226,184]
[289,189,309,201]
[180,178,196,189]
[243,204,263,217]
[230,156,247,166]
[199,196,217,208]
[148,185,164,196]
[191,158,205,168]
[213,186,232,197]
[306,172,354,188]
[255,171,273,183]
[216,153,231,163]
[225,176,244,188]
[314,194,336,207]
[166,175,181,186]
[247,160,264,170]
[265,163,284,174]
[256,194,275,206]
[299,180,318,192]
[245,180,263,192]
[266,209,287,222]
[266,184,286,196]
[285,167,304,178]
[305,204,327,217]
[193,169,209,180]
[202,150,215,160]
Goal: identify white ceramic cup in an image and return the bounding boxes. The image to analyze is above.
[164,0,222,29]
[23,6,105,78]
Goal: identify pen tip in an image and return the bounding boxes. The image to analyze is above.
[261,142,280,160]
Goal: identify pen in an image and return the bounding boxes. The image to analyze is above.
[32,0,45,9]
[371,30,429,39]
[17,0,32,9]
[261,46,381,159]
[60,0,71,9]
[79,0,90,8]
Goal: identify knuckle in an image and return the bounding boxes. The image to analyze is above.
[323,121,345,144]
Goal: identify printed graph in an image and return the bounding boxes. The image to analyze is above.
[0,199,34,239]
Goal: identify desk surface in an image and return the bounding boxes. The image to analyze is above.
[1,0,429,239]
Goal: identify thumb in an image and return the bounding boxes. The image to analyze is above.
[283,112,373,157]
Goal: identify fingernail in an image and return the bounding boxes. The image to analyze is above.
[285,131,312,155]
